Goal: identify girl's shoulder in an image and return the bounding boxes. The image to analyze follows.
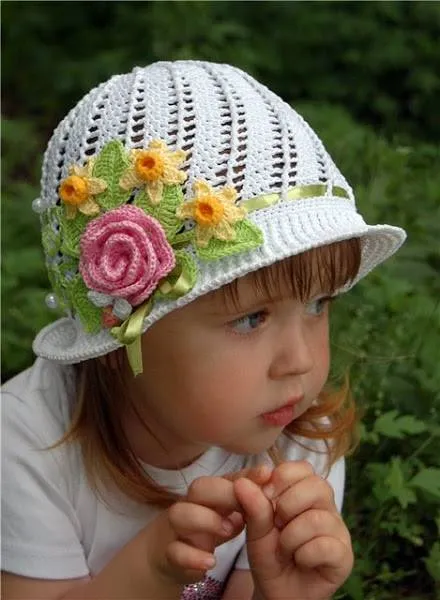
[2,357,75,445]
[1,360,92,579]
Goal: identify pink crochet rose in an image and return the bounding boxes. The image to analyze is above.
[79,205,175,307]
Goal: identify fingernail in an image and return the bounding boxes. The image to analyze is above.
[257,464,271,478]
[221,519,234,535]
[262,484,275,499]
[203,556,216,569]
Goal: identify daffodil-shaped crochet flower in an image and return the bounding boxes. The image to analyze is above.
[59,160,107,219]
[176,180,247,247]
[119,139,187,206]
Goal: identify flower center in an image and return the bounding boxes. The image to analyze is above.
[59,175,89,205]
[194,197,225,226]
[135,151,165,181]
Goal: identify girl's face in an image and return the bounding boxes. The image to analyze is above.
[125,266,332,468]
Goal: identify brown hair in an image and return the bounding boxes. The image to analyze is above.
[56,238,362,508]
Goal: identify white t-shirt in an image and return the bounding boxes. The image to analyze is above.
[1,358,345,599]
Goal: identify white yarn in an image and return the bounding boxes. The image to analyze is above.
[33,60,406,363]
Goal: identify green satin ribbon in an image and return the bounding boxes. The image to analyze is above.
[158,265,193,297]
[111,300,153,376]
[111,261,194,376]
[243,184,349,213]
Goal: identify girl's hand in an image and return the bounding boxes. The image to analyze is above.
[150,466,272,587]
[234,461,354,600]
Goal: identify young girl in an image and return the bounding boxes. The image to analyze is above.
[1,61,406,600]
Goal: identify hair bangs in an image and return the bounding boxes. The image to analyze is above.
[221,238,362,311]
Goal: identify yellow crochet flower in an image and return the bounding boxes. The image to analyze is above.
[177,180,247,247]
[59,160,107,220]
[119,139,187,205]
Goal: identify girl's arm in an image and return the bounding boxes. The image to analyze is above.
[2,525,183,600]
[1,573,90,600]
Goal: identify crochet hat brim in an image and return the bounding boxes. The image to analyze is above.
[33,197,406,364]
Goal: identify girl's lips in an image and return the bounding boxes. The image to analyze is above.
[261,397,303,427]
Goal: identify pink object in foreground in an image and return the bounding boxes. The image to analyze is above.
[182,576,223,599]
[79,205,175,306]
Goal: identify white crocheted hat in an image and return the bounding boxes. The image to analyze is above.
[32,60,406,367]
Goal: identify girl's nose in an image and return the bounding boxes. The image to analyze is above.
[268,320,314,379]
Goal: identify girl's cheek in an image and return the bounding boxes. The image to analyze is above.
[183,403,233,443]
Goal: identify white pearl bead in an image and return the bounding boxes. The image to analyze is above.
[45,293,59,310]
[32,197,45,213]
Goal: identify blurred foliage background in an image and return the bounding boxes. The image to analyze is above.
[2,2,440,598]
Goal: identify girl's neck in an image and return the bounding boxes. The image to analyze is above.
[122,406,208,470]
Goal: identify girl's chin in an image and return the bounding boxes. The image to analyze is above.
[220,430,284,456]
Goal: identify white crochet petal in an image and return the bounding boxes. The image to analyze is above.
[87,291,113,308]
[112,298,133,321]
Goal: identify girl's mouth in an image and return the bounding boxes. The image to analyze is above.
[261,397,303,427]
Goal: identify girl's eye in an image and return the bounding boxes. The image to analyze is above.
[306,296,332,316]
[230,310,268,333]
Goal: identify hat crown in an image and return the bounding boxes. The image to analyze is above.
[41,60,353,209]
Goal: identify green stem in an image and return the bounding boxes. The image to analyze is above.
[407,432,435,461]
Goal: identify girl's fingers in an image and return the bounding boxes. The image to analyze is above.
[275,475,337,526]
[234,477,274,541]
[165,539,216,582]
[279,509,350,557]
[187,476,241,514]
[262,460,316,501]
[227,510,245,531]
[224,464,273,486]
[185,467,272,518]
[294,536,354,584]
[168,502,241,539]
[186,512,244,552]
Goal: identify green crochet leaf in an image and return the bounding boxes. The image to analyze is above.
[41,207,62,258]
[68,275,102,334]
[134,184,185,242]
[132,190,149,214]
[155,250,198,301]
[171,228,195,249]
[46,265,57,292]
[46,260,73,312]
[58,256,79,280]
[93,140,131,210]
[196,219,263,261]
[41,221,61,259]
[59,207,92,259]
[46,267,65,310]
